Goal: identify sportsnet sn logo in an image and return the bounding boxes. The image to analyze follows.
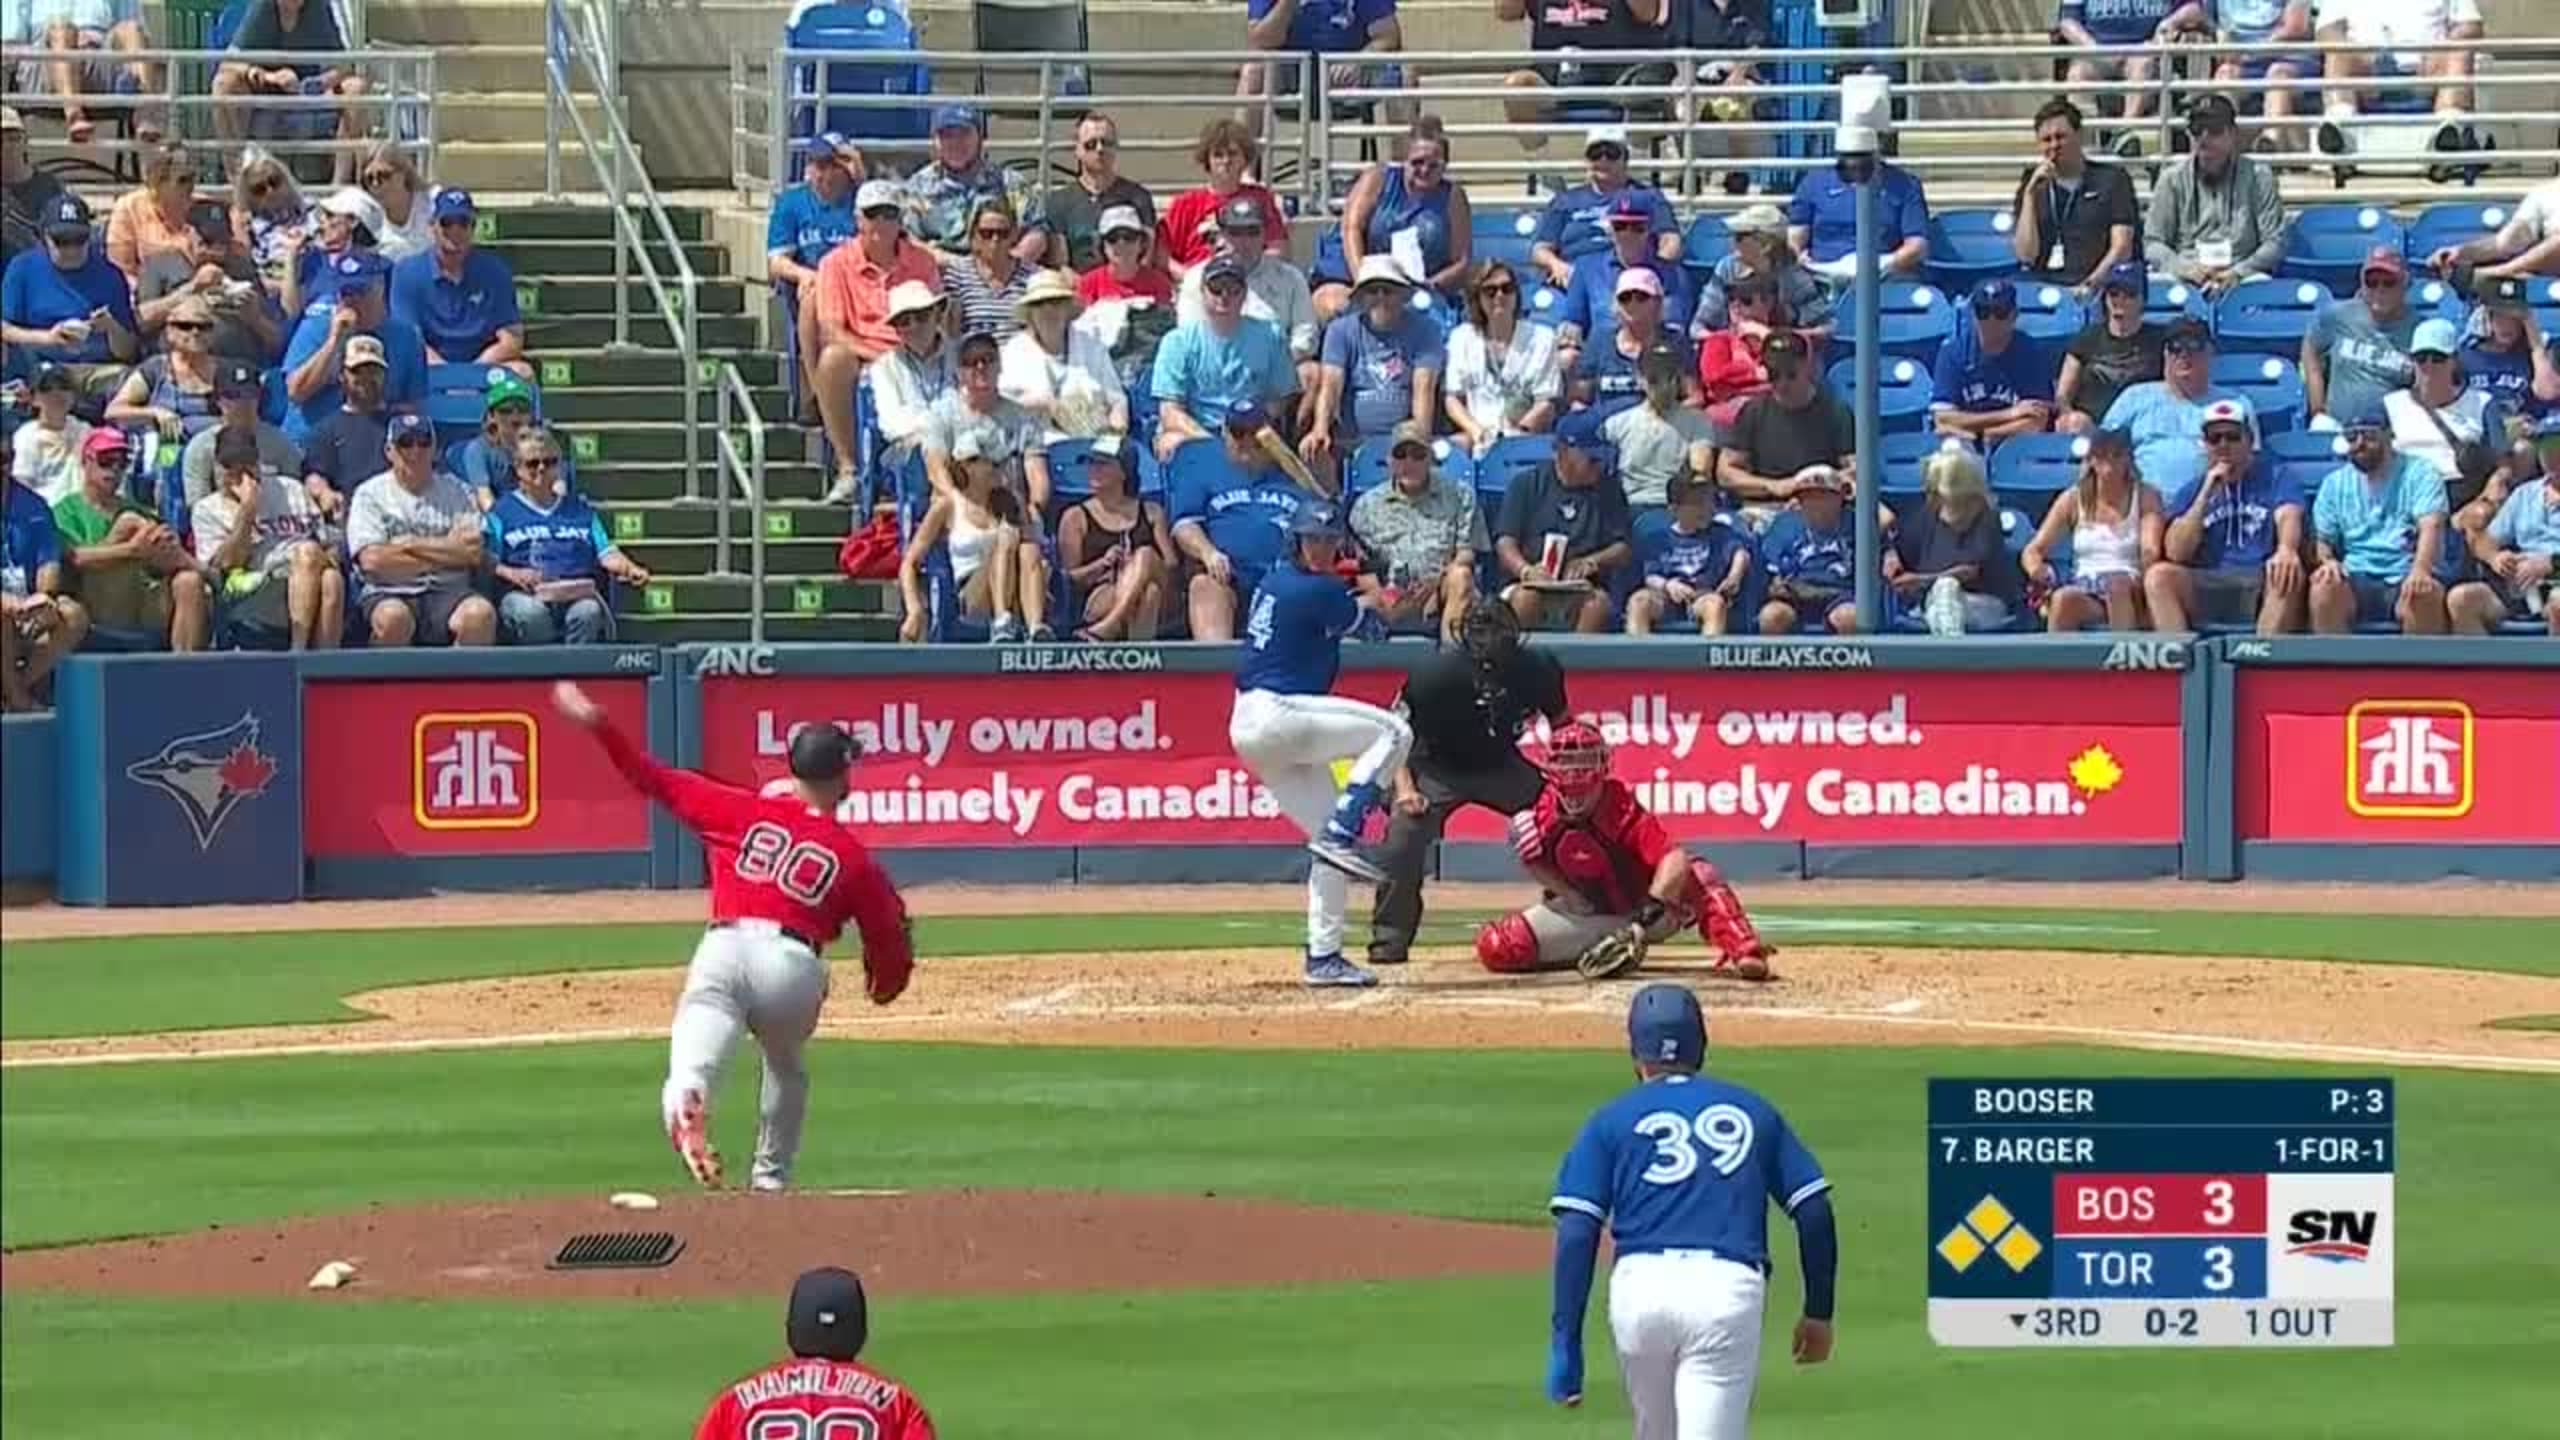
[2344,701,2473,819]
[2284,1208,2378,1265]
[125,712,280,848]
[414,712,540,829]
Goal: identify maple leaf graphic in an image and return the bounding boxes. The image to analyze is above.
[2066,745,2124,798]
[218,742,278,797]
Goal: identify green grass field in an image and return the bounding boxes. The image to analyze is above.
[3,908,2552,1438]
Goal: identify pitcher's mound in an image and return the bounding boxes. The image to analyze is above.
[0,1189,1549,1302]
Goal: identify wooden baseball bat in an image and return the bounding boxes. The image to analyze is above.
[1254,424,1332,500]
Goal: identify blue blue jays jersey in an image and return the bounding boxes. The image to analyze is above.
[1235,559,1358,696]
[1758,508,1853,589]
[1550,1072,1829,1268]
[1640,516,1752,587]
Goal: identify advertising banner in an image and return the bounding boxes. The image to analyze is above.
[695,669,2183,847]
[301,678,655,856]
[2235,669,2560,842]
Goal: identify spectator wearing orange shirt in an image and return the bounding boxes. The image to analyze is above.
[813,179,943,504]
[105,141,203,279]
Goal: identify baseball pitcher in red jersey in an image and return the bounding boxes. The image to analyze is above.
[552,682,916,1191]
[1475,719,1778,982]
[693,1266,937,1440]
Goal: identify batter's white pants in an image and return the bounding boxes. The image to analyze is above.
[663,921,831,1189]
[1608,1250,1770,1440]
[1228,688,1412,959]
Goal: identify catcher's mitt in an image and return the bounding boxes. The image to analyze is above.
[1576,922,1649,981]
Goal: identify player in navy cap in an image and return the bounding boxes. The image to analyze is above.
[1546,983,1837,1431]
[689,1266,937,1437]
[1225,485,1409,987]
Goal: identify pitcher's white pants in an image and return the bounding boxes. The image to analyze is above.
[663,921,831,1188]
[1608,1250,1770,1440]
[1228,688,1412,958]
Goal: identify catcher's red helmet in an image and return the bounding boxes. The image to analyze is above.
[1544,719,1610,815]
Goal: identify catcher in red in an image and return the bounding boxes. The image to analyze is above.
[1477,719,1777,982]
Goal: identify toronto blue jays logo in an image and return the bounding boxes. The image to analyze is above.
[125,712,280,849]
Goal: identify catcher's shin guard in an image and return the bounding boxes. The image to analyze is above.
[1692,860,1775,979]
[1475,911,1541,973]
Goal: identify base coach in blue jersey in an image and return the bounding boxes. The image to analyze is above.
[1548,984,1838,1438]
[1364,597,1570,966]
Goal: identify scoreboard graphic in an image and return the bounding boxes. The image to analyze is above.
[1928,1078,2394,1347]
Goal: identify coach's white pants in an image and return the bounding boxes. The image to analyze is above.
[1228,688,1412,958]
[663,922,831,1188]
[1608,1250,1769,1440]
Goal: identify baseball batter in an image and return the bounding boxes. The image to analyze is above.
[1227,501,1413,988]
[1547,984,1838,1440]
[553,681,915,1191]
[693,1266,937,1439]
[1477,721,1776,982]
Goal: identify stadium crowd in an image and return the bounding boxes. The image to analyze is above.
[7,0,2559,707]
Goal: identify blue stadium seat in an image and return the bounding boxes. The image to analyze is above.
[2264,429,2347,464]
[2511,276,2560,336]
[1987,432,2086,517]
[1827,355,1935,436]
[2011,283,2088,348]
[1044,437,1100,507]
[1925,210,2023,297]
[422,363,538,448]
[1346,434,1470,497]
[1405,286,1460,340]
[2210,354,2307,435]
[2215,279,2331,360]
[1524,282,1567,324]
[787,2,932,159]
[2281,205,2407,297]
[1833,282,1955,366]
[2276,460,2338,506]
[2404,201,2512,265]
[2144,276,2210,326]
[1681,215,1733,280]
[1474,209,1542,272]
[1875,431,1962,495]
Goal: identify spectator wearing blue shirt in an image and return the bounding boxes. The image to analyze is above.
[2146,397,2309,634]
[1528,127,1680,287]
[1239,0,1408,126]
[1624,473,1755,634]
[1310,117,1468,323]
[1,195,140,405]
[2309,407,2451,634]
[484,426,648,645]
[1932,279,2056,445]
[1558,193,1694,356]
[388,190,528,376]
[1149,257,1301,464]
[1172,401,1316,640]
[280,250,426,444]
[2057,0,2210,155]
[2448,414,2560,635]
[2102,318,2241,502]
[2,470,89,709]
[1755,466,1860,633]
[2459,279,2559,423]
[768,131,863,411]
[1788,158,1929,281]
[1573,268,1696,422]
[1308,257,1444,471]
[1496,410,1632,633]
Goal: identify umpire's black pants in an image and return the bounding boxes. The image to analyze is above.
[1367,751,1548,963]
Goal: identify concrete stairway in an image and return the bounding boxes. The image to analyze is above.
[490,202,897,643]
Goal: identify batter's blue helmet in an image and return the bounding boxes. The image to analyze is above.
[1627,983,1706,1069]
[1289,501,1346,539]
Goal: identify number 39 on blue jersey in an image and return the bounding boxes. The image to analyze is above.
[1550,1073,1830,1269]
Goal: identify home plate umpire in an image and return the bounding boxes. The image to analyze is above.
[1365,598,1572,966]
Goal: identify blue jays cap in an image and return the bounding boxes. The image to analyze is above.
[1554,407,1611,454]
[1970,278,2018,315]
[2532,411,2560,442]
[2342,403,2392,435]
[1627,983,1706,1069]
[386,413,435,445]
[431,188,477,224]
[1202,255,1250,290]
[1289,501,1345,538]
[334,250,391,281]
[932,104,982,134]
[2101,261,2146,295]
[785,1267,869,1362]
[1224,399,1270,434]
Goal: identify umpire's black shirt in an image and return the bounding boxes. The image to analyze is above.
[1400,645,1569,774]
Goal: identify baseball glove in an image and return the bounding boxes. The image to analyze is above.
[1576,922,1649,981]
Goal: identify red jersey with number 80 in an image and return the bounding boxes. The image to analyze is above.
[591,720,914,990]
[691,1355,937,1440]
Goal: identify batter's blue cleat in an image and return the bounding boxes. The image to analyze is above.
[1308,833,1387,883]
[1304,953,1379,988]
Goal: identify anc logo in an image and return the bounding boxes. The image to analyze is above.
[2284,1208,2377,1265]
[1937,1194,2043,1274]
[125,712,280,849]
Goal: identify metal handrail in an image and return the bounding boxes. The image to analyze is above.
[1,45,439,176]
[542,0,703,532]
[713,361,772,645]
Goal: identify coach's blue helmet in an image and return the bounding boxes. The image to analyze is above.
[1628,984,1706,1069]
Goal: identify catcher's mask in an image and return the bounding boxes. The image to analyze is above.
[1457,596,1521,669]
[1545,719,1610,816]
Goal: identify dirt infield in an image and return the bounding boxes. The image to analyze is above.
[0,1190,1548,1302]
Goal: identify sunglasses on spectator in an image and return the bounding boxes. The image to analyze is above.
[1391,443,1429,461]
[1080,136,1117,151]
[2164,338,2210,354]
[168,319,212,332]
[1589,146,1628,163]
[1206,280,1246,298]
[2346,424,2390,440]
[248,177,278,198]
[437,217,474,231]
[2363,272,2405,289]
[861,206,902,222]
[361,167,400,186]
[2202,427,2248,445]
[975,225,1015,240]
[1478,280,1517,298]
[1105,231,1145,244]
[394,435,436,450]
[959,353,998,370]
[2414,350,2453,364]
[521,455,561,472]
[1618,290,1659,304]
[892,308,941,328]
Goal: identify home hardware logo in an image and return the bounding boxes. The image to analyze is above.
[1936,1194,2043,1274]
[414,712,540,830]
[2345,700,2473,819]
